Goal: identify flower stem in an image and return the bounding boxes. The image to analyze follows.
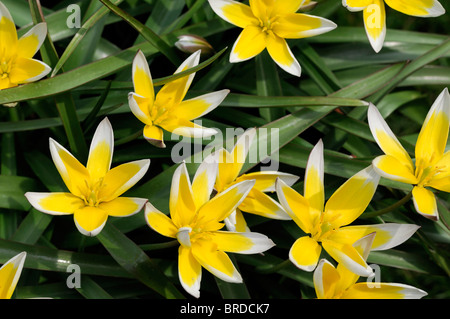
[363,191,413,218]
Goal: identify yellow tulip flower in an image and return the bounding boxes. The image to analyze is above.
[342,0,445,52]
[368,88,450,220]
[215,128,298,232]
[0,2,51,90]
[276,140,419,275]
[208,0,337,76]
[0,252,26,299]
[129,50,229,148]
[25,118,150,236]
[314,233,427,299]
[145,157,275,298]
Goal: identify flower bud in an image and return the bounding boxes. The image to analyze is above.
[175,34,214,55]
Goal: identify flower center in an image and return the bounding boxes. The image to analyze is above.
[258,16,279,34]
[415,158,446,186]
[83,178,105,207]
[0,58,11,79]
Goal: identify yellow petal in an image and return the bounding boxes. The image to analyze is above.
[197,180,255,228]
[372,155,417,184]
[0,12,17,58]
[128,93,152,125]
[384,0,445,17]
[238,188,290,220]
[266,33,301,76]
[0,252,26,299]
[86,118,114,183]
[191,156,218,208]
[230,25,267,63]
[313,259,340,299]
[415,88,450,169]
[170,162,196,227]
[98,197,147,217]
[289,236,321,271]
[341,282,427,299]
[9,57,51,84]
[342,0,373,11]
[321,239,372,277]
[276,178,315,233]
[145,202,178,238]
[212,230,275,254]
[368,103,414,170]
[272,0,305,14]
[178,246,202,298]
[174,89,229,120]
[412,186,439,220]
[329,223,420,251]
[224,208,250,232]
[237,171,298,192]
[24,192,84,215]
[17,22,47,59]
[74,206,108,236]
[49,138,90,198]
[155,50,200,108]
[272,13,336,39]
[324,165,379,229]
[363,0,386,53]
[98,159,150,202]
[132,50,154,101]
[208,0,256,28]
[304,140,325,213]
[191,239,242,283]
[143,124,165,148]
[161,117,218,138]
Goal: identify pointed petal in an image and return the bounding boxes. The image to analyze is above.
[363,0,386,53]
[170,162,196,227]
[24,192,84,215]
[289,236,321,271]
[207,0,256,28]
[266,34,301,77]
[313,259,340,299]
[0,252,26,299]
[322,239,373,277]
[9,57,51,84]
[224,209,250,232]
[412,186,439,220]
[192,154,218,208]
[0,5,17,56]
[238,188,291,220]
[128,92,152,125]
[384,0,445,17]
[49,138,90,198]
[324,165,380,228]
[191,240,242,283]
[155,50,201,107]
[428,152,450,191]
[372,155,417,184]
[216,129,256,191]
[175,89,229,120]
[178,246,202,298]
[342,0,373,12]
[212,230,275,254]
[368,103,414,170]
[198,179,255,225]
[145,202,178,238]
[330,223,420,251]
[132,50,154,100]
[98,159,150,202]
[143,124,165,148]
[272,0,306,14]
[98,197,147,217]
[237,171,299,192]
[162,118,218,138]
[0,2,13,22]
[342,282,427,299]
[272,13,337,39]
[230,26,266,63]
[17,22,47,58]
[74,206,108,236]
[86,118,114,182]
[276,178,315,233]
[415,88,450,168]
[304,140,325,213]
